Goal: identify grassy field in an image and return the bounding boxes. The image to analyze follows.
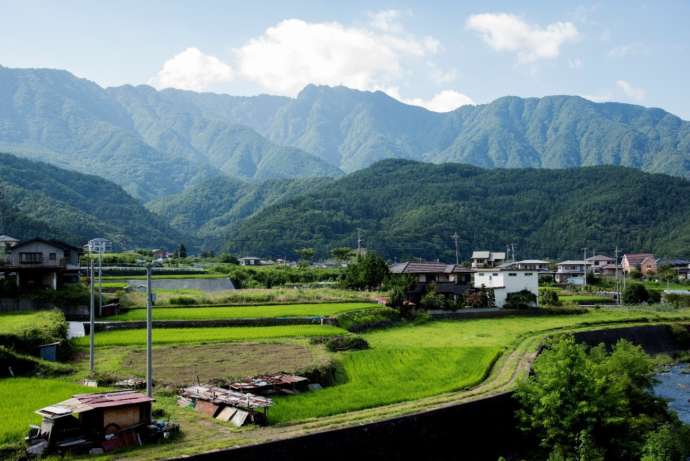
[123,287,380,307]
[560,294,612,304]
[269,307,690,423]
[0,378,93,448]
[111,303,377,321]
[0,310,65,336]
[73,325,345,347]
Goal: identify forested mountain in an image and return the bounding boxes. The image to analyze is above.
[107,85,342,181]
[148,175,331,249]
[224,160,690,260]
[263,85,690,177]
[0,153,188,249]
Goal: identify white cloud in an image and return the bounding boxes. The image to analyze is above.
[428,63,458,84]
[368,9,404,33]
[616,80,646,101]
[466,13,578,63]
[568,57,583,69]
[608,43,646,58]
[386,88,474,112]
[235,18,439,95]
[148,47,233,91]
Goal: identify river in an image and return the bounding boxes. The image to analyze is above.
[654,364,690,424]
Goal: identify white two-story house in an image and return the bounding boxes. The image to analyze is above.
[473,269,539,308]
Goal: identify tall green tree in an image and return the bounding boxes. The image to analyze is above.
[342,253,389,290]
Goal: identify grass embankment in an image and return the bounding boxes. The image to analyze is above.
[0,378,93,448]
[0,310,66,337]
[123,287,380,307]
[111,303,377,321]
[269,307,690,423]
[73,325,345,347]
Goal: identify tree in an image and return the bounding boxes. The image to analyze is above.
[641,424,690,461]
[515,336,674,460]
[420,286,444,310]
[176,243,187,258]
[295,247,316,265]
[540,289,560,306]
[623,283,650,304]
[219,253,239,264]
[505,290,537,309]
[341,253,389,290]
[331,247,354,262]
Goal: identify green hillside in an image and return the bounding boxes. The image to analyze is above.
[224,160,690,260]
[0,153,188,250]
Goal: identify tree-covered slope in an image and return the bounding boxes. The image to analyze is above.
[107,85,343,181]
[266,85,690,177]
[0,153,188,250]
[0,66,214,201]
[148,175,332,248]
[224,160,690,260]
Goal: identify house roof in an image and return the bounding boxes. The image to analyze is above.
[517,259,549,264]
[12,238,82,253]
[558,260,587,266]
[389,262,472,274]
[37,390,153,417]
[586,255,614,262]
[490,252,506,261]
[623,253,656,265]
[471,251,506,260]
[239,256,261,260]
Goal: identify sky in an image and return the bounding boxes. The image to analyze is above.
[1,0,689,119]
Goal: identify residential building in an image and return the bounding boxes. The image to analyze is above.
[0,235,19,262]
[471,251,506,269]
[473,269,539,308]
[389,261,473,303]
[585,255,615,274]
[0,238,81,290]
[622,253,657,275]
[515,259,550,271]
[239,256,263,266]
[555,260,589,285]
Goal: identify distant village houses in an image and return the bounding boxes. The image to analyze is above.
[622,253,657,275]
[473,269,539,308]
[471,251,506,269]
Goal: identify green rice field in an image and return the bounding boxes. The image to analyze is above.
[73,324,345,347]
[111,303,377,321]
[0,378,93,448]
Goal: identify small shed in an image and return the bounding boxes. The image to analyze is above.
[38,341,61,362]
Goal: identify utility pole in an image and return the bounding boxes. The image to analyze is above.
[146,264,153,398]
[451,232,460,265]
[614,246,620,305]
[511,243,517,263]
[582,247,588,287]
[98,251,103,317]
[89,259,95,373]
[356,229,363,257]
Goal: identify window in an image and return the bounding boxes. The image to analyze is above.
[20,252,43,264]
[492,273,499,276]
[508,273,517,277]
[525,273,533,276]
[49,253,57,261]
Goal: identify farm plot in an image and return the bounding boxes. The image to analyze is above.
[0,378,93,448]
[111,303,377,321]
[73,325,345,347]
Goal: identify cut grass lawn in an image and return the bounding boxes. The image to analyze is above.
[111,303,377,321]
[73,325,345,347]
[0,378,93,448]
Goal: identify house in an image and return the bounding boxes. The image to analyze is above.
[473,269,539,308]
[0,238,81,290]
[622,253,657,275]
[389,261,473,303]
[84,238,112,254]
[585,255,615,274]
[555,260,588,285]
[598,264,623,277]
[515,259,550,271]
[239,256,263,266]
[28,391,154,454]
[471,251,506,269]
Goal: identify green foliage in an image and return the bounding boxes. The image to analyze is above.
[0,310,67,354]
[664,292,690,308]
[624,283,651,304]
[515,336,680,460]
[641,424,690,461]
[540,289,561,306]
[0,152,186,249]
[505,290,537,309]
[324,335,370,352]
[420,286,445,310]
[295,247,316,264]
[331,247,354,261]
[335,307,402,332]
[0,346,73,377]
[341,253,390,290]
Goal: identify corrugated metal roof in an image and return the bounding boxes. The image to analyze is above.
[37,391,153,417]
[472,251,490,259]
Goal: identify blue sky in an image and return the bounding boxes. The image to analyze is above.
[1,0,689,118]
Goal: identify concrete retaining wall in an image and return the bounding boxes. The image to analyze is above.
[86,316,338,333]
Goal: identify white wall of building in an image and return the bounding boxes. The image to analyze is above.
[473,270,539,308]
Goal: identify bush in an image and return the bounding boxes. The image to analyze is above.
[623,283,650,304]
[540,289,560,306]
[168,296,198,305]
[341,253,389,290]
[325,335,370,352]
[664,292,690,308]
[387,286,406,308]
[336,307,401,332]
[505,290,538,309]
[420,288,444,310]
